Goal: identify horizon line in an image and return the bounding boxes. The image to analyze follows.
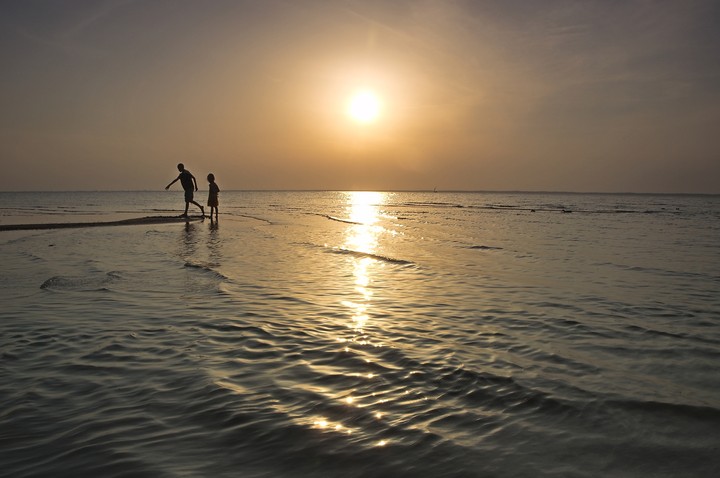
[1,189,719,196]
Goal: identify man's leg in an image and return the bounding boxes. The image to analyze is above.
[192,200,205,217]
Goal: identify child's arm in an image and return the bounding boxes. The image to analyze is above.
[192,174,198,191]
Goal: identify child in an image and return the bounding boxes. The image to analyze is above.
[207,173,220,221]
[165,163,205,217]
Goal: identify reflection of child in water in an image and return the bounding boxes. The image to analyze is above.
[207,173,220,221]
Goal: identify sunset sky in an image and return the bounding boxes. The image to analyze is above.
[1,0,719,192]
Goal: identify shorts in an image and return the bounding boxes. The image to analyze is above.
[184,190,194,202]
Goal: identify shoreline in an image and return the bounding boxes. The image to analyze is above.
[0,215,204,231]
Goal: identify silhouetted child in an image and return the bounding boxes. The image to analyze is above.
[166,163,204,217]
[207,173,220,221]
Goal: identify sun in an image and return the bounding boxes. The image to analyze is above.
[347,90,381,123]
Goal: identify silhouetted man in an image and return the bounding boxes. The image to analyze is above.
[165,163,205,217]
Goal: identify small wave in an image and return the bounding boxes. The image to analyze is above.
[233,213,273,224]
[468,245,503,250]
[602,262,717,282]
[184,261,230,280]
[410,364,586,419]
[316,214,363,225]
[327,247,413,265]
[607,398,720,420]
[394,201,464,209]
[624,324,689,340]
[40,271,121,290]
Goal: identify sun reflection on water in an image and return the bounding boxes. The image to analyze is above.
[343,191,387,338]
[336,192,391,439]
[344,191,385,254]
[309,192,398,446]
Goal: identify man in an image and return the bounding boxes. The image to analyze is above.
[165,163,205,217]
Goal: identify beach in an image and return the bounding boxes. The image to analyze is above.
[1,191,719,477]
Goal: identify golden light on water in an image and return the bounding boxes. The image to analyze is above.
[291,186,445,446]
[347,191,383,223]
[312,418,353,435]
[345,191,384,254]
[332,192,391,440]
[343,191,387,336]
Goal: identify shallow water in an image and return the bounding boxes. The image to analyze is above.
[1,191,719,477]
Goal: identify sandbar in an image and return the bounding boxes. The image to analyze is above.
[0,215,203,231]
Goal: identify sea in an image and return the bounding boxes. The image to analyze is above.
[1,190,719,478]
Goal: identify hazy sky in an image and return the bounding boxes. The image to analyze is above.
[1,0,719,192]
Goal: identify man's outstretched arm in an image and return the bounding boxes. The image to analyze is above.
[166,176,180,189]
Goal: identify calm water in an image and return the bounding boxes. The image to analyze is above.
[1,191,719,477]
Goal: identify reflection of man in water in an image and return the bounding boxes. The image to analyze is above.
[165,163,205,217]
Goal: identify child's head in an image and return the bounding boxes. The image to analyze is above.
[207,173,215,183]
[177,163,184,172]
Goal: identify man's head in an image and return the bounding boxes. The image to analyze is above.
[177,163,184,172]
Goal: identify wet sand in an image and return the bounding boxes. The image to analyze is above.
[0,215,204,231]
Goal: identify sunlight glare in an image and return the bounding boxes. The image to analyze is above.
[347,90,381,123]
